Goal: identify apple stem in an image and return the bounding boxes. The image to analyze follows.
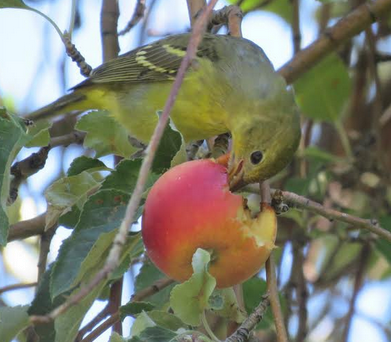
[202,310,221,342]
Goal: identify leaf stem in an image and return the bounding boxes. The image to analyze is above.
[335,121,353,159]
[202,310,221,342]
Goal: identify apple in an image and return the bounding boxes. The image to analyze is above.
[141,159,277,288]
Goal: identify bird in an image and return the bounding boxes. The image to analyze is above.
[27,33,301,189]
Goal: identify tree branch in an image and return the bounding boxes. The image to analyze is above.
[278,0,391,84]
[0,282,37,295]
[79,278,174,342]
[272,189,391,243]
[225,294,270,342]
[118,0,146,36]
[266,253,288,342]
[7,213,46,242]
[101,0,120,61]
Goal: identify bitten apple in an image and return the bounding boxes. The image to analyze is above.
[141,159,277,288]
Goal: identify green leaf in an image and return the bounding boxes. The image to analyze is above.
[101,159,158,193]
[131,311,156,337]
[151,122,182,174]
[0,0,30,9]
[0,109,29,245]
[242,277,273,329]
[170,248,216,326]
[210,288,246,323]
[52,234,141,341]
[54,277,107,342]
[136,326,177,342]
[109,332,127,342]
[50,189,133,298]
[146,310,186,331]
[25,120,51,147]
[45,171,100,229]
[303,146,340,163]
[0,305,30,342]
[294,54,351,122]
[76,110,137,158]
[285,177,311,196]
[28,266,64,342]
[135,260,176,309]
[376,216,391,264]
[67,156,109,176]
[120,301,155,319]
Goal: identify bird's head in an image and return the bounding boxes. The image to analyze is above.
[228,89,301,191]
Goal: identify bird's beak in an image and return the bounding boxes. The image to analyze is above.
[228,154,246,192]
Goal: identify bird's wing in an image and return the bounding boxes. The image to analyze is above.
[73,34,219,89]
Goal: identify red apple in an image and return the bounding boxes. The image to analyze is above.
[141,159,277,288]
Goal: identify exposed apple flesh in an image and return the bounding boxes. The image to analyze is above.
[142,159,277,288]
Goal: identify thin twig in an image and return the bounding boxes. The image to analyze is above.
[131,277,175,301]
[341,243,370,342]
[266,254,288,342]
[118,0,146,36]
[291,0,301,54]
[0,282,37,295]
[246,186,391,243]
[29,1,217,325]
[272,189,391,243]
[278,0,391,84]
[81,313,119,342]
[37,224,57,283]
[80,278,174,342]
[293,242,308,342]
[225,294,270,342]
[62,33,92,77]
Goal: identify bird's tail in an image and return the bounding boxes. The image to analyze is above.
[25,91,88,121]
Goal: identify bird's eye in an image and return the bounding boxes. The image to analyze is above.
[250,151,263,165]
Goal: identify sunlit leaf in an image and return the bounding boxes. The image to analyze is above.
[45,171,100,229]
[170,248,216,326]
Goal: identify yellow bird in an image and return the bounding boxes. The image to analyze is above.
[28,33,301,188]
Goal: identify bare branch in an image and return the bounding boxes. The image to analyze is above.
[9,146,50,204]
[0,282,37,295]
[8,214,46,242]
[225,294,270,342]
[187,0,207,26]
[341,243,370,342]
[266,253,288,342]
[101,0,120,61]
[79,278,174,342]
[272,189,391,243]
[278,0,391,84]
[118,0,146,36]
